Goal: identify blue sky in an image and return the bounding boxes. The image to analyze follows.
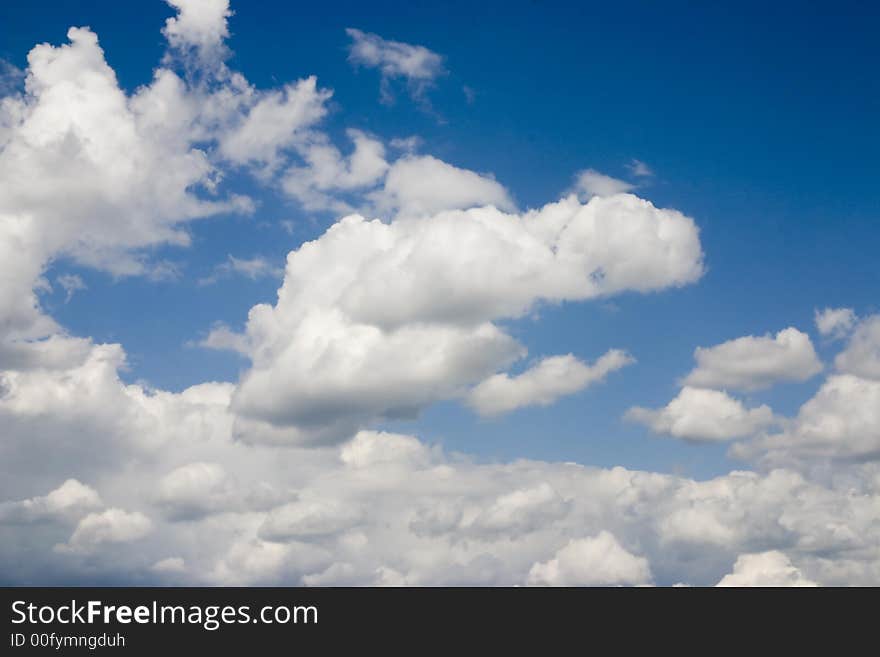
[2,0,878,479]
[1,1,879,586]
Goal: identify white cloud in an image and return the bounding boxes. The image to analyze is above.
[738,373,880,464]
[732,316,880,466]
[834,315,880,381]
[56,274,86,303]
[573,169,634,198]
[626,159,653,178]
[815,307,857,340]
[339,431,438,470]
[163,0,233,67]
[468,350,634,416]
[346,28,444,104]
[198,255,284,286]
[228,194,703,444]
[151,556,186,573]
[0,22,254,363]
[716,551,817,587]
[281,129,389,212]
[466,483,570,538]
[626,386,777,442]
[259,498,363,542]
[155,462,234,520]
[218,77,331,168]
[4,0,880,588]
[370,155,513,218]
[3,387,880,585]
[0,479,101,523]
[683,327,822,391]
[527,531,652,586]
[155,462,283,521]
[59,508,152,553]
[196,323,249,354]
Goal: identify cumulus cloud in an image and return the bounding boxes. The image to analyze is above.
[738,373,880,465]
[683,327,822,391]
[0,480,101,524]
[728,317,880,468]
[626,386,777,442]
[468,350,634,416]
[196,323,250,354]
[155,462,235,520]
[815,307,857,340]
[259,498,364,542]
[218,77,331,169]
[3,408,880,585]
[834,315,880,381]
[58,508,152,553]
[0,20,258,364]
[346,28,445,105]
[369,155,513,218]
[281,129,389,212]
[527,531,652,586]
[573,169,634,198]
[716,551,817,587]
[163,0,233,67]
[228,193,703,444]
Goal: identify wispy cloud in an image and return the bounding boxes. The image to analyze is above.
[198,255,284,286]
[346,28,445,107]
[56,274,87,303]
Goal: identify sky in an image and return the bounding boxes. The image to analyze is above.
[0,0,878,587]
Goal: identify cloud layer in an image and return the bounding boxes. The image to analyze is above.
[1,0,878,588]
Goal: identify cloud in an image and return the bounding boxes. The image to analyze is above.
[573,169,634,198]
[0,479,101,524]
[4,0,880,588]
[340,431,439,470]
[281,129,389,212]
[626,159,654,178]
[163,0,233,67]
[716,551,817,587]
[466,483,570,539]
[626,386,777,442]
[737,373,880,464]
[58,508,152,553]
[259,498,364,542]
[151,556,186,573]
[0,22,254,362]
[815,307,857,340]
[196,323,249,354]
[468,350,634,416]
[198,255,284,286]
[345,28,445,105]
[3,398,880,584]
[155,462,286,521]
[527,531,652,586]
[228,193,703,444]
[218,77,331,169]
[683,327,822,391]
[730,317,880,467]
[834,315,880,381]
[155,462,235,520]
[369,155,513,218]
[56,274,87,303]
